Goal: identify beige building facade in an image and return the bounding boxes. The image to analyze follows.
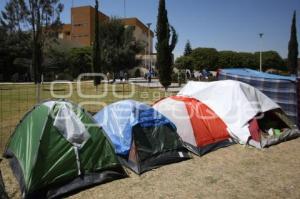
[59,6,154,55]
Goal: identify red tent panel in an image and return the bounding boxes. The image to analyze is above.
[171,96,230,147]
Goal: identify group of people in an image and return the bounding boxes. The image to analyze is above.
[106,71,129,83]
[186,69,213,80]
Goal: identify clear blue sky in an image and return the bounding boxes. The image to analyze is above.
[1,0,299,58]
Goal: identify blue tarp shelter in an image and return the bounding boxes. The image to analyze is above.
[93,100,190,174]
[218,68,298,123]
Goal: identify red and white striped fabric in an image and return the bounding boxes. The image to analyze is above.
[153,96,233,155]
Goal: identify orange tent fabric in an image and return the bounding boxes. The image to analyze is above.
[170,96,230,147]
[153,96,233,155]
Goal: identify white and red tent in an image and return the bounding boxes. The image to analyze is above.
[177,80,300,148]
[153,96,233,155]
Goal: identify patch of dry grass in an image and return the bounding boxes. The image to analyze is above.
[1,139,300,199]
[1,82,300,198]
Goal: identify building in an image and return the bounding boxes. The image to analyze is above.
[59,6,154,56]
[59,6,109,46]
[120,18,154,54]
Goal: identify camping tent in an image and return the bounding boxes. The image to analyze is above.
[93,100,190,174]
[153,96,234,155]
[178,80,300,148]
[4,100,126,199]
[218,68,298,124]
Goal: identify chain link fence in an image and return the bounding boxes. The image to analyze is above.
[0,79,176,152]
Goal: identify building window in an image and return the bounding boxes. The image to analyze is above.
[73,23,87,27]
[72,34,88,38]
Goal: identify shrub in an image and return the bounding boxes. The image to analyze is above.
[134,68,141,77]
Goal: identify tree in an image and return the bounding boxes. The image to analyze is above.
[254,51,285,71]
[1,0,63,100]
[69,47,92,78]
[117,25,143,70]
[175,56,194,71]
[99,18,143,76]
[0,31,32,81]
[237,52,256,69]
[190,48,219,71]
[0,2,32,81]
[0,25,8,80]
[44,40,73,76]
[27,0,63,84]
[43,40,94,80]
[156,0,178,90]
[1,0,64,83]
[93,0,101,87]
[28,0,63,102]
[0,0,27,33]
[184,40,192,56]
[217,51,239,68]
[217,51,256,69]
[287,11,298,74]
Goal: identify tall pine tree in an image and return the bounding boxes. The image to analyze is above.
[287,11,298,75]
[1,0,63,102]
[184,40,192,56]
[156,0,177,90]
[93,0,101,87]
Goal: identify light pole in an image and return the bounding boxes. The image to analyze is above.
[71,0,74,40]
[259,33,264,72]
[124,0,126,18]
[146,23,152,83]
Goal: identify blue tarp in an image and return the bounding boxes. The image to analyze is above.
[219,68,296,81]
[93,100,175,155]
[219,68,298,123]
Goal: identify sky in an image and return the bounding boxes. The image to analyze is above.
[0,0,299,58]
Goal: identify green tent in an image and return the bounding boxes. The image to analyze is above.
[4,100,126,199]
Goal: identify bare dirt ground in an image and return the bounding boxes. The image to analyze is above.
[1,138,300,199]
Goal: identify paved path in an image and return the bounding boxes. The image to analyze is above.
[129,78,185,92]
[0,78,185,92]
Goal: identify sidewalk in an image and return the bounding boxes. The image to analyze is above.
[129,78,185,92]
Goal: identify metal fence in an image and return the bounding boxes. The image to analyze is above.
[0,80,175,152]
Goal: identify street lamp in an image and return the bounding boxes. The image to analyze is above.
[146,23,152,83]
[259,33,264,72]
[124,0,126,18]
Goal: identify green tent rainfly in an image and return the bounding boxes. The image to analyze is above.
[4,100,126,199]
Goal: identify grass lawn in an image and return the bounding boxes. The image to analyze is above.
[1,81,300,199]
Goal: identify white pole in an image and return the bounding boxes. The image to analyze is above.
[259,33,264,72]
[144,48,147,68]
[147,23,152,79]
[260,49,262,72]
[148,24,151,68]
[71,0,74,41]
[124,0,126,18]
